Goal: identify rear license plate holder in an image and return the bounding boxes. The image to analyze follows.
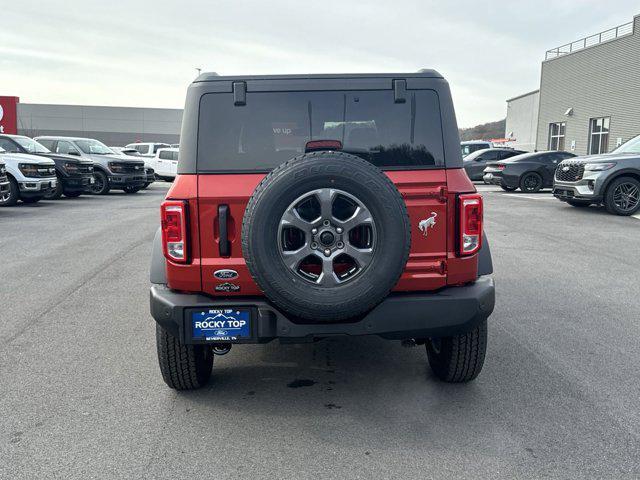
[190,308,253,343]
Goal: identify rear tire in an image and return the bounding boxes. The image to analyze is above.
[519,172,542,193]
[426,319,487,382]
[21,196,43,204]
[43,176,63,200]
[123,186,140,194]
[500,185,517,192]
[0,177,19,206]
[156,324,213,390]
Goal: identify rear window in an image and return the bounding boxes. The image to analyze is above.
[153,143,171,153]
[197,90,444,172]
[159,150,178,160]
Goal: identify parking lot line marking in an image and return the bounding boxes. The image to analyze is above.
[501,194,556,201]
[633,213,640,220]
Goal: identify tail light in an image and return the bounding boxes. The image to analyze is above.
[497,164,506,170]
[161,200,189,263]
[458,193,483,256]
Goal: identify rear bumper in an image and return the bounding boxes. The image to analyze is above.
[150,276,495,344]
[484,171,519,188]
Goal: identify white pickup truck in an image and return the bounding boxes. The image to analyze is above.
[0,146,57,206]
[151,147,179,181]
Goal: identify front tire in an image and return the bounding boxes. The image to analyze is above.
[0,177,19,206]
[89,171,111,195]
[426,319,487,382]
[604,176,640,216]
[519,172,543,193]
[156,324,213,390]
[44,176,63,200]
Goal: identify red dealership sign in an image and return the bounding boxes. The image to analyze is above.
[0,96,19,134]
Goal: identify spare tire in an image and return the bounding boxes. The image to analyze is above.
[242,151,410,322]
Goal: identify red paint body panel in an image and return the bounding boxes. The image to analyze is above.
[0,96,19,135]
[163,168,481,295]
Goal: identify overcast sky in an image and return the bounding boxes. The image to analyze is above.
[1,1,638,127]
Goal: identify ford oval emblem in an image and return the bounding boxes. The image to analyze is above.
[214,269,238,280]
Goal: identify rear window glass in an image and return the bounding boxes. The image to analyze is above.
[153,143,170,153]
[159,150,178,160]
[197,90,444,172]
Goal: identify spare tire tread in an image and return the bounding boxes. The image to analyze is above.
[242,151,411,322]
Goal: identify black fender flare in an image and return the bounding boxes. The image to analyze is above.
[150,227,167,284]
[478,231,493,276]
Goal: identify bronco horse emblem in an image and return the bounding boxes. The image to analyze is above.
[418,212,437,237]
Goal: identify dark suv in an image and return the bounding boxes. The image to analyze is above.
[553,134,640,215]
[150,72,495,390]
[0,135,94,199]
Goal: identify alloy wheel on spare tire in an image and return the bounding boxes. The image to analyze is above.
[242,151,411,322]
[519,172,542,193]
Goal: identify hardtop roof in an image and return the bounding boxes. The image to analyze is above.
[194,70,443,83]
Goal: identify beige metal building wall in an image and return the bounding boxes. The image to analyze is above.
[536,14,640,155]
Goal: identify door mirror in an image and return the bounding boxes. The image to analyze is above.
[67,150,80,156]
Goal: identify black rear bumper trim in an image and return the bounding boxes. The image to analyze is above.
[150,276,495,344]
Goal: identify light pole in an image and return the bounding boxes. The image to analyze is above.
[195,67,202,77]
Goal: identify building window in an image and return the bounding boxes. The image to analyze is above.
[588,117,610,154]
[548,122,566,151]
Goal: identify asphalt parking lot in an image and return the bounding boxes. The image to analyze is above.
[1,183,639,479]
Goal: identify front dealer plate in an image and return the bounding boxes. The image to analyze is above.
[191,308,251,342]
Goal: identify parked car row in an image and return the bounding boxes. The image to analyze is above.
[0,134,178,206]
[463,134,640,216]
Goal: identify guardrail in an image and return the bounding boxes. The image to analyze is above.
[545,21,633,60]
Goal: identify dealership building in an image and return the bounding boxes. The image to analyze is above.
[0,97,182,147]
[506,13,640,155]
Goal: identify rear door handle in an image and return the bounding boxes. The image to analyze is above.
[218,204,231,257]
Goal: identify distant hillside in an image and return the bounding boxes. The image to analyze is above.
[459,119,506,141]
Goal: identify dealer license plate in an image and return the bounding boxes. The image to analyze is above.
[191,308,251,341]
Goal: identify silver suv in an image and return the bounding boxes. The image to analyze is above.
[553,134,640,215]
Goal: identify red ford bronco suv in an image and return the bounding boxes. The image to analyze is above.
[150,71,495,390]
